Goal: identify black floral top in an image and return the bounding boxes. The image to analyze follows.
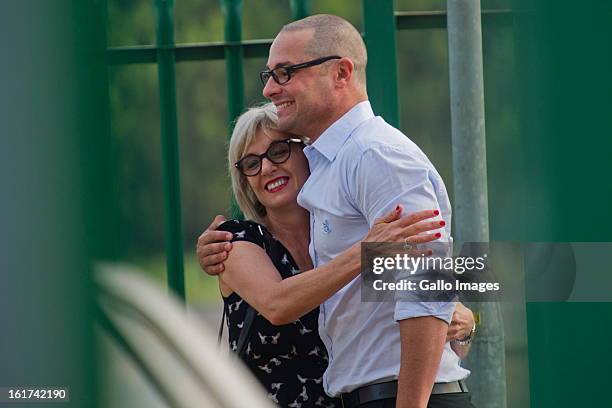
[218,220,339,408]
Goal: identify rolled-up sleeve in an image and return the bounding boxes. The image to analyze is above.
[394,301,454,324]
[352,145,454,324]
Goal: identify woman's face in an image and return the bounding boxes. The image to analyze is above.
[243,128,309,213]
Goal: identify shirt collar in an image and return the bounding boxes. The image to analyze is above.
[307,101,374,162]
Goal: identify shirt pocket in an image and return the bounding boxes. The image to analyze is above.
[312,204,369,263]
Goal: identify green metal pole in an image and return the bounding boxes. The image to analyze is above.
[362,0,400,128]
[154,0,185,300]
[289,0,311,21]
[447,1,506,407]
[1,1,107,404]
[222,0,244,123]
[222,0,245,220]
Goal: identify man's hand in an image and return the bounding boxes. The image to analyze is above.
[447,303,475,359]
[446,302,475,342]
[196,215,233,275]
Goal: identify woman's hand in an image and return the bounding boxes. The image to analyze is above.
[363,205,445,247]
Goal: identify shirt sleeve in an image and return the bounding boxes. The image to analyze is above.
[352,146,441,227]
[352,145,454,324]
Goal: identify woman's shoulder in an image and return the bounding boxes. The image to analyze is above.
[216,218,265,233]
[216,219,271,246]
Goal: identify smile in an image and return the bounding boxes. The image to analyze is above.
[276,101,294,110]
[265,177,289,192]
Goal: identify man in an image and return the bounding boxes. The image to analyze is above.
[199,15,474,408]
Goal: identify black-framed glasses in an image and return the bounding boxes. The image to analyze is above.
[235,138,303,176]
[259,56,341,86]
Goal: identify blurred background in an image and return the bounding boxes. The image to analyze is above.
[2,0,611,407]
[106,0,515,303]
[105,1,523,405]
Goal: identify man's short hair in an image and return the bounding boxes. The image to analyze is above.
[281,14,367,87]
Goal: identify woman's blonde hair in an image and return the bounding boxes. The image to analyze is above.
[228,102,280,222]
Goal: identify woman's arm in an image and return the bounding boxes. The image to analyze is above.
[219,207,443,325]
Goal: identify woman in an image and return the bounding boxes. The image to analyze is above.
[200,103,472,407]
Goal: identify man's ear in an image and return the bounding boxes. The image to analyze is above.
[335,57,355,86]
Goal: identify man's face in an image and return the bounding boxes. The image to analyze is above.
[263,29,334,137]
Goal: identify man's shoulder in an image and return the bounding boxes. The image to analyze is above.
[341,116,424,161]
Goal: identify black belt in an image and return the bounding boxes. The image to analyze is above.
[340,380,468,408]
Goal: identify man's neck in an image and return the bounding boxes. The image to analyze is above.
[307,96,368,143]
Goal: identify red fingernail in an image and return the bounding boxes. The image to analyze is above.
[439,221,446,226]
[395,205,401,212]
[435,232,441,238]
[434,210,439,216]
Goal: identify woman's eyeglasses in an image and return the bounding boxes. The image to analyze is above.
[235,138,303,177]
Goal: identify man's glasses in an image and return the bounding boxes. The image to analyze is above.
[235,138,303,177]
[260,56,341,86]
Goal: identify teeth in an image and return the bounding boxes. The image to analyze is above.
[277,101,293,109]
[266,178,287,191]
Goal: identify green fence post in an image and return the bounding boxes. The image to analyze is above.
[1,1,108,404]
[447,1,507,407]
[154,0,185,300]
[222,0,245,124]
[221,0,245,219]
[362,0,400,128]
[290,0,311,21]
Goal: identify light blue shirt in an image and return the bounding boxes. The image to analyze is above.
[297,101,470,396]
